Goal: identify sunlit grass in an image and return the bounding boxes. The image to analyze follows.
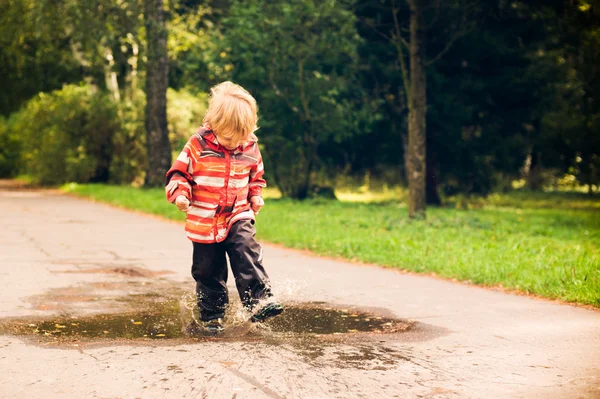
[62,183,600,307]
[262,187,282,199]
[335,186,407,203]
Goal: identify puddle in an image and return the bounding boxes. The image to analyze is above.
[1,301,183,341]
[0,300,413,344]
[25,280,182,314]
[0,283,445,370]
[265,304,411,335]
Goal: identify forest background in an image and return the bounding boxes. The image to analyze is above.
[1,0,599,201]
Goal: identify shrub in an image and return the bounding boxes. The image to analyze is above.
[167,88,207,153]
[11,84,120,185]
[6,85,210,186]
[108,90,147,185]
[0,116,21,177]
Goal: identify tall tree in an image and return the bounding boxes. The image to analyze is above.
[222,0,364,199]
[144,0,171,187]
[361,0,477,217]
[0,0,80,116]
[543,0,600,192]
[406,0,428,216]
[427,1,552,195]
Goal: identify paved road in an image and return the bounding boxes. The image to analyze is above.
[0,184,599,398]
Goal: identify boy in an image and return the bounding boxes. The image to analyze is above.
[165,81,283,334]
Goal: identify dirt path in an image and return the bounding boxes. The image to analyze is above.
[0,184,598,398]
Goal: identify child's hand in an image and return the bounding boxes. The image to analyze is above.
[175,195,190,212]
[250,196,264,214]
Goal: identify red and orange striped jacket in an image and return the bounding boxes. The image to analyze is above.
[165,128,266,243]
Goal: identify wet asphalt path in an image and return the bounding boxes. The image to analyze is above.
[0,183,599,398]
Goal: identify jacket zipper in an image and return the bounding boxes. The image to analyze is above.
[215,150,231,240]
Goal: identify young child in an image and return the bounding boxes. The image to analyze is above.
[165,81,283,334]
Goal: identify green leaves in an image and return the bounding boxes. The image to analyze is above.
[220,0,364,198]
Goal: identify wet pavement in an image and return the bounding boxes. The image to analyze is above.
[0,182,599,398]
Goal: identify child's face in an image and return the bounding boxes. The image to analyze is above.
[217,134,246,150]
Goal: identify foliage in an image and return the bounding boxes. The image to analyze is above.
[14,85,118,184]
[109,90,147,185]
[9,84,120,185]
[221,0,368,198]
[427,3,540,194]
[3,83,211,185]
[0,116,21,177]
[62,183,600,307]
[167,1,225,92]
[0,0,81,116]
[167,88,208,153]
[1,0,599,197]
[538,0,600,191]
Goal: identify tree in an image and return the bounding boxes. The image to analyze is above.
[0,0,81,116]
[144,0,171,187]
[541,0,600,193]
[405,0,428,216]
[360,0,478,217]
[221,0,364,198]
[426,1,551,195]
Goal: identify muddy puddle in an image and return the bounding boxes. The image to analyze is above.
[0,279,445,370]
[0,277,444,357]
[0,300,413,344]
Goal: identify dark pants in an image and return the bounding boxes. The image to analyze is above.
[191,219,272,321]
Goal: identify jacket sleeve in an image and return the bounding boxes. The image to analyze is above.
[165,137,197,203]
[248,146,267,199]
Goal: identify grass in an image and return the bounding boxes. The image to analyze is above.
[61,183,600,307]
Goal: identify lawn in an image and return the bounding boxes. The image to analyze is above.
[62,183,600,307]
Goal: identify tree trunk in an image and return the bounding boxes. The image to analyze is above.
[426,140,441,205]
[407,0,427,218]
[526,149,542,191]
[144,0,171,187]
[104,47,121,103]
[401,131,410,186]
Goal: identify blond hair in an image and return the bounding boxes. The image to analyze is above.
[203,81,258,141]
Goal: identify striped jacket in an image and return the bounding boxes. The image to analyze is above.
[165,128,266,243]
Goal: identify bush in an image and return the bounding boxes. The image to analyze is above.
[167,88,207,154]
[10,84,120,185]
[108,90,147,185]
[109,88,207,185]
[0,116,21,177]
[6,85,209,186]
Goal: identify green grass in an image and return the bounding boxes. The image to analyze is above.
[62,183,600,307]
